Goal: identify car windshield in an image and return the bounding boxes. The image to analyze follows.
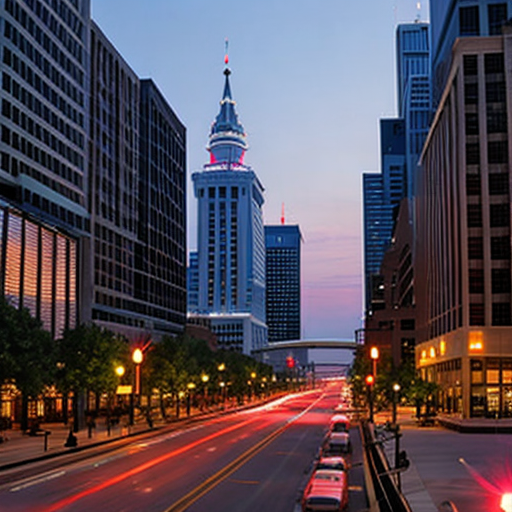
[315,473,340,482]
[317,461,345,471]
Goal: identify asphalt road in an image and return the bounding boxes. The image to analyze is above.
[0,383,368,512]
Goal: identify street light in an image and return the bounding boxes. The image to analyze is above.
[370,346,379,379]
[130,348,144,426]
[201,374,209,409]
[186,382,196,416]
[366,374,375,422]
[392,383,401,426]
[501,493,512,512]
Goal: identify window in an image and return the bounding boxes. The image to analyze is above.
[467,204,483,227]
[492,268,511,293]
[486,81,506,103]
[488,141,508,164]
[469,268,484,293]
[208,187,215,199]
[464,55,478,75]
[466,143,480,165]
[465,83,478,105]
[492,302,511,325]
[488,4,507,35]
[470,303,485,326]
[490,203,510,227]
[466,113,479,135]
[487,109,507,133]
[489,173,508,195]
[466,174,481,195]
[491,236,511,259]
[485,53,504,75]
[460,6,480,36]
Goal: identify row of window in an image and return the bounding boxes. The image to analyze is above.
[460,4,508,37]
[4,19,84,105]
[3,47,84,145]
[35,0,84,39]
[466,140,508,165]
[468,235,511,259]
[23,0,85,60]
[469,267,512,294]
[470,302,512,325]
[467,202,510,228]
[466,172,509,195]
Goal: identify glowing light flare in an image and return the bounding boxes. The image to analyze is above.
[370,347,379,360]
[458,457,502,495]
[132,348,143,364]
[501,493,512,512]
[440,340,446,355]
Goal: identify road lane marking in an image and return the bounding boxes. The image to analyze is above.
[163,393,326,512]
[229,479,259,485]
[10,471,66,492]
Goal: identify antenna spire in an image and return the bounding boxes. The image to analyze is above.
[224,38,229,65]
[281,203,285,225]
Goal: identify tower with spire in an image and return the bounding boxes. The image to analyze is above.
[190,53,268,354]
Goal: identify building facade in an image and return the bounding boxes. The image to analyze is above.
[136,79,186,337]
[431,0,512,108]
[415,32,512,418]
[396,22,431,202]
[89,25,187,341]
[191,64,267,354]
[265,224,302,342]
[363,119,406,314]
[0,0,91,325]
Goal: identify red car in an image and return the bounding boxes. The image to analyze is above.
[301,469,349,511]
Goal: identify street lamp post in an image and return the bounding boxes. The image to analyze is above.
[218,363,226,406]
[130,348,144,426]
[186,382,195,416]
[370,346,379,380]
[201,374,209,410]
[392,383,401,426]
[366,374,375,422]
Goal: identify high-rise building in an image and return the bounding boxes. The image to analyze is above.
[362,119,406,314]
[431,0,511,107]
[265,224,302,342]
[89,24,187,340]
[415,30,512,418]
[396,22,431,201]
[190,63,267,354]
[0,0,91,334]
[135,79,187,337]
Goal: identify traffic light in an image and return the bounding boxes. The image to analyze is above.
[365,374,374,386]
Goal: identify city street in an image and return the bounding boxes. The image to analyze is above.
[0,384,367,512]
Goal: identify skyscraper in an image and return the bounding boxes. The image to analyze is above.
[362,119,406,314]
[265,224,302,342]
[396,22,431,201]
[191,61,267,354]
[89,24,187,340]
[415,31,512,418]
[431,0,511,107]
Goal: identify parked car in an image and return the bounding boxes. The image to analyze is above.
[329,414,350,433]
[315,455,348,473]
[322,432,351,457]
[301,469,349,511]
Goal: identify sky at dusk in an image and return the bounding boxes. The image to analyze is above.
[92,0,430,340]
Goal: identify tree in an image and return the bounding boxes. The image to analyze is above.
[0,297,56,431]
[56,324,128,430]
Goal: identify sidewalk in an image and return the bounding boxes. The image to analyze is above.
[375,407,439,512]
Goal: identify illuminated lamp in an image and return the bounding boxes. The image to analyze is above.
[365,375,374,386]
[429,347,436,358]
[440,340,446,356]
